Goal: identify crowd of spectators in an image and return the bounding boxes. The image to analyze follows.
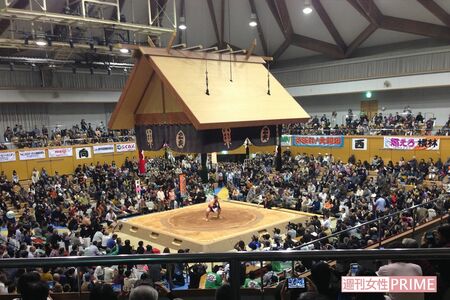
[0,151,449,299]
[1,119,134,149]
[283,108,450,136]
[2,109,449,151]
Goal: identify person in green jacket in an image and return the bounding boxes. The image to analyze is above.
[204,265,223,289]
[243,271,261,289]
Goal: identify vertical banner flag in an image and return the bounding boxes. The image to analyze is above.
[179,174,187,197]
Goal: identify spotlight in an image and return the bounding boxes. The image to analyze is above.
[365,91,372,99]
[9,62,14,71]
[88,40,95,50]
[69,39,74,48]
[123,68,128,74]
[178,16,187,30]
[249,13,257,27]
[109,44,113,51]
[303,0,313,14]
[119,48,129,54]
[31,63,37,71]
[72,66,76,74]
[46,36,52,47]
[90,66,94,75]
[107,66,111,76]
[24,34,29,45]
[35,38,48,46]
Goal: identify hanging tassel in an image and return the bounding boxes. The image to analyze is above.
[229,45,233,82]
[267,62,271,95]
[205,59,210,95]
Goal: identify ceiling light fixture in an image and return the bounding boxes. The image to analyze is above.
[119,48,129,54]
[35,38,48,46]
[303,0,313,14]
[178,16,187,30]
[249,13,257,27]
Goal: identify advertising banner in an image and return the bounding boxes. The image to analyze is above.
[19,149,46,160]
[383,137,439,150]
[48,147,73,158]
[93,144,114,154]
[0,152,16,162]
[116,143,137,152]
[75,147,92,159]
[281,135,292,147]
[292,135,344,148]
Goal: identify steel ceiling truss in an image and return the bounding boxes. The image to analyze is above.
[0,0,176,36]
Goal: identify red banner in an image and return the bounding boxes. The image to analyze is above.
[179,174,187,196]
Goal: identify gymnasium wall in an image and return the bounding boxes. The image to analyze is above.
[1,136,449,180]
[298,86,450,126]
[0,103,116,142]
[0,143,139,181]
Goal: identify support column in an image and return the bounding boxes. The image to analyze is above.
[200,153,208,183]
[275,125,282,171]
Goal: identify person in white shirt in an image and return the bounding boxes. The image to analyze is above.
[84,241,101,256]
[92,228,105,245]
[321,214,331,229]
[377,261,423,300]
[156,188,165,202]
[105,209,117,226]
[31,168,40,184]
[93,266,104,281]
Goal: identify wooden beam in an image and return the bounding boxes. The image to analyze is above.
[272,37,292,60]
[177,0,185,45]
[345,23,377,57]
[166,32,177,53]
[273,0,294,37]
[356,0,383,25]
[207,0,221,47]
[246,38,257,59]
[220,0,225,48]
[346,0,373,24]
[381,16,450,40]
[417,0,450,28]
[291,34,345,59]
[266,0,285,34]
[249,0,268,56]
[139,47,266,64]
[312,0,346,50]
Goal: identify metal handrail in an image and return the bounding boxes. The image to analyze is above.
[0,248,448,300]
[0,248,449,269]
[293,195,449,250]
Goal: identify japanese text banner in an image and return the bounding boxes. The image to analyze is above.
[292,135,344,148]
[383,137,440,150]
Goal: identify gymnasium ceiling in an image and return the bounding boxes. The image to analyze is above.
[1,0,450,67]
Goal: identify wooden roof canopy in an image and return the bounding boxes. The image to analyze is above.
[108,46,309,131]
